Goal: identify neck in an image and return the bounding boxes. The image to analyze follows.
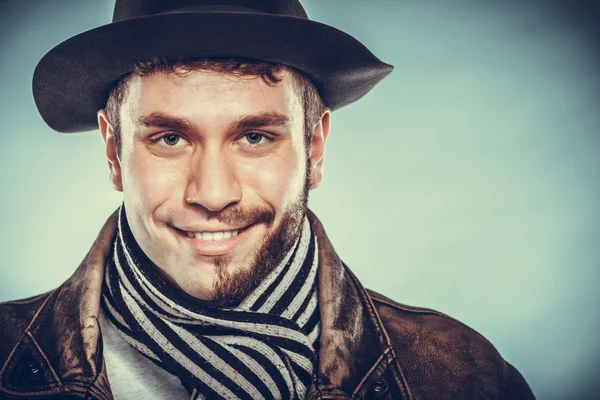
[101,205,321,399]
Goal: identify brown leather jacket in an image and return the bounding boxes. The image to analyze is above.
[0,211,535,399]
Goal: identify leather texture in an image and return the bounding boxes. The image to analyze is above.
[0,210,535,399]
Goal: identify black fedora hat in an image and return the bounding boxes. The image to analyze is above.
[33,0,394,133]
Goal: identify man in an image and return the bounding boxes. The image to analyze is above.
[0,0,535,399]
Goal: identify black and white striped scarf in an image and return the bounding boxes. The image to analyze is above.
[101,206,320,399]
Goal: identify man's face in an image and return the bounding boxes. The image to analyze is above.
[99,69,328,306]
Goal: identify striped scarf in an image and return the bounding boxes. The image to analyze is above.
[101,206,320,399]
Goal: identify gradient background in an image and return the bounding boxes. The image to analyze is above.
[1,1,599,399]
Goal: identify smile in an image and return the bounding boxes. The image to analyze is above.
[173,224,255,256]
[185,230,240,241]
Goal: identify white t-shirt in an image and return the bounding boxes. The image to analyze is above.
[98,307,190,400]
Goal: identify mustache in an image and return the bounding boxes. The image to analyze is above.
[176,205,275,228]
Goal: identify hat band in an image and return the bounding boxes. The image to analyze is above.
[112,0,309,23]
[170,4,306,19]
[175,5,260,14]
[113,5,282,23]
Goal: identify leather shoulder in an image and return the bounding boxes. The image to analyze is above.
[0,292,54,368]
[367,289,536,400]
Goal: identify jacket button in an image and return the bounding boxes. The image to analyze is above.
[372,380,388,395]
[28,363,40,375]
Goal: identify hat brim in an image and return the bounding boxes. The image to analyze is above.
[32,11,393,133]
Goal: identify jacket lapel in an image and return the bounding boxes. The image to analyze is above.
[1,209,399,399]
[306,210,398,398]
[0,211,117,399]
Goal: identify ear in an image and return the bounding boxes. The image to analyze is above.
[98,109,123,192]
[309,110,331,190]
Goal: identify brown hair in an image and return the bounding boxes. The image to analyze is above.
[105,58,325,157]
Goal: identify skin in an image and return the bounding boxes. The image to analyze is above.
[98,68,330,305]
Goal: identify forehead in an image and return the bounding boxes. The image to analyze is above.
[119,68,303,130]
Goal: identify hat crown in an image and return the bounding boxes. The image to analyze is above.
[113,0,308,22]
[34,0,393,133]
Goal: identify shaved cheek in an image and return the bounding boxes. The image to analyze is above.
[124,153,186,212]
[240,151,305,210]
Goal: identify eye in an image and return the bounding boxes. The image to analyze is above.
[243,132,266,145]
[149,132,189,153]
[162,134,181,146]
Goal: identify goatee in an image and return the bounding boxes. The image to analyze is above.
[207,164,311,308]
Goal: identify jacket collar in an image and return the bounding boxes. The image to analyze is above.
[0,209,398,399]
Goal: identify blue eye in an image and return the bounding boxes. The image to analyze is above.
[162,134,181,146]
[244,132,264,145]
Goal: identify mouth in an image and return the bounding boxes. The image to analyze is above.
[182,227,246,241]
[172,223,256,256]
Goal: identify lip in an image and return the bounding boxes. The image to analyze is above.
[172,223,256,257]
[177,224,248,233]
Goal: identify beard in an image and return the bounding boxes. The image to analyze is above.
[201,162,311,308]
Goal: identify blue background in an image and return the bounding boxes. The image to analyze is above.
[1,1,599,399]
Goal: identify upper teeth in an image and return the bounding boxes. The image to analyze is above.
[186,230,240,240]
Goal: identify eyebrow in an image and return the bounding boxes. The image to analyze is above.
[138,113,193,131]
[138,111,291,132]
[233,112,291,130]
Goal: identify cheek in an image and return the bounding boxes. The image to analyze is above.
[121,151,187,210]
[238,147,306,209]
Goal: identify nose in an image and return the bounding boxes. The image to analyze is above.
[184,148,242,213]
